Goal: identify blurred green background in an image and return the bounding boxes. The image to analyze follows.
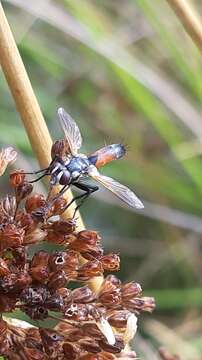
[0,0,202,358]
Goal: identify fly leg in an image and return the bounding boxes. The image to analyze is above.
[29,171,50,183]
[47,184,70,204]
[65,182,99,217]
[22,168,49,175]
[22,158,56,182]
[46,184,71,215]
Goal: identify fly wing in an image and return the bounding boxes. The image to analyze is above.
[57,107,82,155]
[88,167,144,209]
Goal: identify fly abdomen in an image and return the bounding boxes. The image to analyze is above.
[88,144,126,168]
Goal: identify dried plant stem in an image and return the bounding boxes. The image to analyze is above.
[0,3,103,292]
[166,0,202,51]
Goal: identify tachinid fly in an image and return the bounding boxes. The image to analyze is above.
[26,108,144,214]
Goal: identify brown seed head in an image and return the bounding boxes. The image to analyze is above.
[63,342,79,359]
[48,250,79,275]
[100,254,120,272]
[123,296,155,313]
[23,347,46,360]
[107,310,131,328]
[121,282,142,301]
[0,293,17,312]
[31,250,50,268]
[50,196,68,216]
[24,228,47,245]
[25,193,46,213]
[0,258,10,277]
[10,170,25,187]
[105,275,122,287]
[78,260,104,280]
[48,219,76,235]
[0,195,16,220]
[56,288,72,306]
[99,279,122,309]
[15,182,33,203]
[48,270,69,290]
[0,224,24,252]
[69,231,103,259]
[10,246,27,268]
[0,318,9,355]
[64,303,97,322]
[46,230,67,245]
[20,286,49,306]
[99,335,124,354]
[0,271,32,293]
[46,292,66,311]
[72,286,97,303]
[23,305,48,320]
[79,338,101,354]
[30,251,50,283]
[77,230,100,243]
[18,212,36,232]
[39,328,64,357]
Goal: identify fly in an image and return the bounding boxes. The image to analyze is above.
[25,108,144,214]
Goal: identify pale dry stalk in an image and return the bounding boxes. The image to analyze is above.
[166,0,202,51]
[0,2,103,292]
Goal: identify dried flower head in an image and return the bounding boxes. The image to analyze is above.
[0,158,155,359]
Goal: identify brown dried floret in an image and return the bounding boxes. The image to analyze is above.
[0,160,155,359]
[10,170,25,187]
[78,260,104,280]
[15,182,33,203]
[30,251,50,283]
[25,193,47,213]
[0,224,24,252]
[100,254,120,272]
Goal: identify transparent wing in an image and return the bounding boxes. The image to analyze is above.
[57,107,82,155]
[88,167,144,209]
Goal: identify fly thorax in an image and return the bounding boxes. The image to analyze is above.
[67,155,90,176]
[71,170,81,180]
